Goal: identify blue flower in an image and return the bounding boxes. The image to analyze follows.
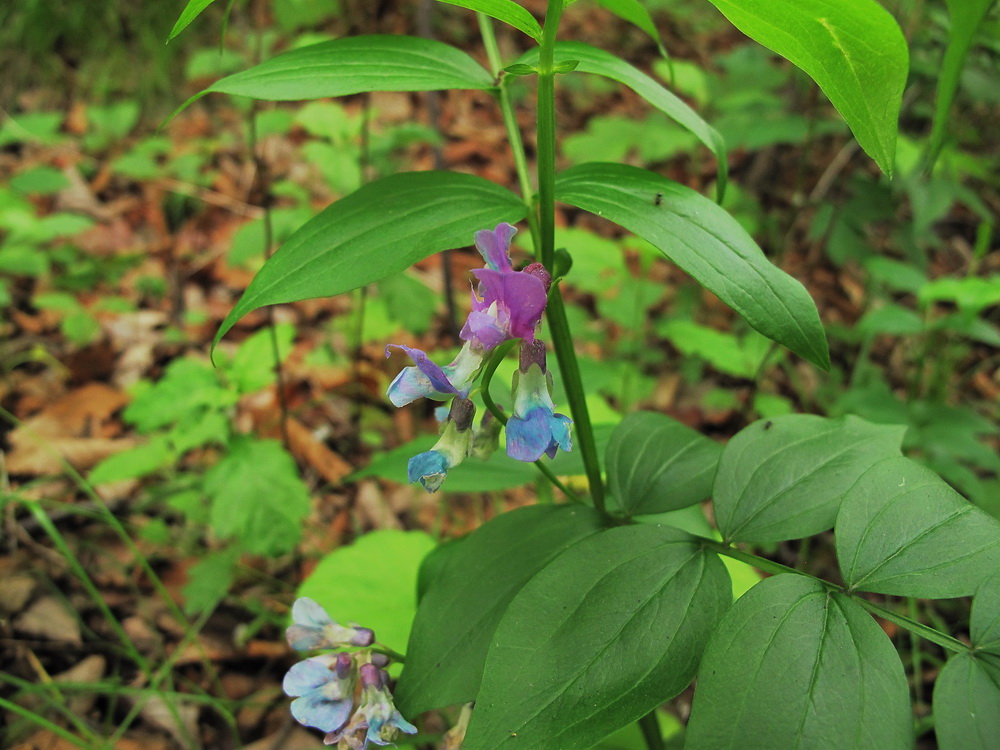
[325,663,417,748]
[407,398,475,493]
[506,342,572,462]
[385,342,485,407]
[283,653,355,734]
[286,597,375,651]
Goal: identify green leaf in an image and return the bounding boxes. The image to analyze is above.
[169,0,217,40]
[685,574,912,750]
[10,167,69,195]
[205,36,493,102]
[714,415,905,544]
[594,0,665,54]
[933,652,1000,750]
[182,546,238,615]
[928,0,997,169]
[394,504,603,715]
[124,358,232,433]
[296,530,437,653]
[465,525,730,750]
[606,411,722,515]
[836,456,1000,598]
[435,0,542,39]
[204,439,311,556]
[89,437,174,485]
[701,0,908,176]
[519,43,727,199]
[222,322,296,394]
[554,163,829,369]
[972,573,1000,652]
[214,171,527,350]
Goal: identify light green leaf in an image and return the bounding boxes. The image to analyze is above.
[928,0,998,169]
[204,439,311,556]
[436,0,542,39]
[606,411,722,515]
[714,415,906,544]
[169,0,217,40]
[554,163,829,369]
[594,0,665,54]
[933,652,1000,750]
[519,43,727,198]
[182,546,238,615]
[296,530,437,653]
[395,505,603,715]
[214,171,527,350]
[836,456,1000,598]
[89,437,174,485]
[465,525,730,750]
[205,36,494,101]
[686,575,912,750]
[702,0,908,176]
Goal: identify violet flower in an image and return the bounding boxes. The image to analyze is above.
[287,597,374,651]
[324,662,417,748]
[506,341,573,462]
[283,653,356,734]
[407,397,475,493]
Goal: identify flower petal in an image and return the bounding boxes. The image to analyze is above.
[408,450,450,493]
[506,409,556,462]
[283,656,338,696]
[385,345,458,406]
[474,223,517,272]
[290,690,353,732]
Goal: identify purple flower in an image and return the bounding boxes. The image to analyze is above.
[506,341,572,462]
[283,653,356,733]
[408,398,475,493]
[385,342,485,407]
[287,597,375,651]
[324,663,417,748]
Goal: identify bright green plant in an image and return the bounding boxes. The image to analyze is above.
[172,0,1000,748]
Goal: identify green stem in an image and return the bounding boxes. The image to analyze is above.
[704,539,970,654]
[638,710,665,750]
[0,695,92,747]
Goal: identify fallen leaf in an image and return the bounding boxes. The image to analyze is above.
[54,654,106,714]
[14,597,83,645]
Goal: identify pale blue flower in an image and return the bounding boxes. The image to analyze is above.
[283,653,355,734]
[324,663,417,748]
[286,597,374,651]
[407,397,475,493]
[506,341,572,462]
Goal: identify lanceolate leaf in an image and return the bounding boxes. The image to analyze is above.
[554,163,829,369]
[465,525,731,750]
[435,0,542,40]
[206,35,494,101]
[394,505,604,715]
[519,43,728,198]
[933,652,1000,750]
[594,0,666,55]
[836,456,1000,598]
[928,0,997,168]
[214,172,527,349]
[686,575,913,750]
[713,415,905,543]
[169,0,216,40]
[606,411,722,515]
[702,0,908,176]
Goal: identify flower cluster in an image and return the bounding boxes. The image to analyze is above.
[283,597,416,748]
[386,223,572,492]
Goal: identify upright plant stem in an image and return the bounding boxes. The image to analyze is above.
[638,710,665,750]
[534,0,606,513]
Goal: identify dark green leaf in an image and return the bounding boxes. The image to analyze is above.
[933,652,1000,750]
[714,415,905,543]
[928,0,997,169]
[595,0,665,54]
[686,575,912,750]
[465,525,730,750]
[972,573,1000,652]
[606,411,722,515]
[296,530,436,652]
[436,0,542,39]
[702,0,908,175]
[169,0,216,40]
[416,537,467,603]
[394,505,603,714]
[214,171,527,350]
[836,456,1000,597]
[206,36,494,101]
[520,44,727,198]
[554,163,829,369]
[204,439,311,556]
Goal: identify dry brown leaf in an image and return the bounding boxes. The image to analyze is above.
[14,596,83,645]
[11,730,81,750]
[286,418,352,486]
[135,695,201,750]
[0,571,36,613]
[54,654,106,714]
[242,727,324,750]
[6,382,135,476]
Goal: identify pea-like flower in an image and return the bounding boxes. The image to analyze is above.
[324,663,417,748]
[283,652,356,734]
[506,341,572,462]
[287,597,375,651]
[408,397,475,493]
[385,342,485,407]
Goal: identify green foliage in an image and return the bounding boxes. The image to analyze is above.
[685,575,913,750]
[933,652,1000,750]
[435,0,542,39]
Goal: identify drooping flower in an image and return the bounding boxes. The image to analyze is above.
[324,662,417,748]
[407,397,475,493]
[471,409,503,461]
[283,652,356,734]
[385,342,485,407]
[287,597,375,651]
[506,340,572,462]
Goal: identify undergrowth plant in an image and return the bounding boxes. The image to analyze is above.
[174,0,1000,748]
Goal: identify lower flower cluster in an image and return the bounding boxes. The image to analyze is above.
[282,597,416,748]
